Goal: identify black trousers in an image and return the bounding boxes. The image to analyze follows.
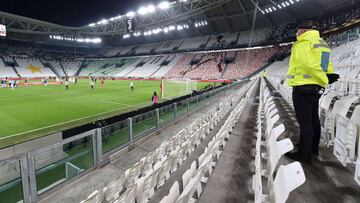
[292,85,322,158]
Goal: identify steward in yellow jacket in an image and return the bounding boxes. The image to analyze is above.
[287,29,334,87]
[285,21,338,163]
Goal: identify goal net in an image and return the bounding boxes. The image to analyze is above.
[161,79,197,99]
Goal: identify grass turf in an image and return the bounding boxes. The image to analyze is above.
[0,79,215,202]
[0,79,213,148]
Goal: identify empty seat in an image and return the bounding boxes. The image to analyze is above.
[270,162,306,203]
[182,161,197,187]
[159,181,180,203]
[80,190,102,203]
[115,184,137,203]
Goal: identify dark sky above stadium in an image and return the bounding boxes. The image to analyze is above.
[0,0,157,27]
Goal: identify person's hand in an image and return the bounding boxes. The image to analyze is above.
[327,73,340,84]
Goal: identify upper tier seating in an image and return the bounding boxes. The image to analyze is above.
[156,40,184,52]
[163,54,194,79]
[223,46,285,79]
[183,53,223,79]
[178,36,208,50]
[61,60,82,77]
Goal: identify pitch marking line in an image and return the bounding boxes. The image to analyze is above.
[0,101,151,141]
[99,99,131,106]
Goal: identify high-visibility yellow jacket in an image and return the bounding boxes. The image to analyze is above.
[261,70,268,77]
[287,30,334,87]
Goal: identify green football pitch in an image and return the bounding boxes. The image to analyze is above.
[0,79,213,148]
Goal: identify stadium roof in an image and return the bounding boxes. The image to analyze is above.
[0,0,359,40]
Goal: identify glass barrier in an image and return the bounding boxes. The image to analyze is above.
[0,159,23,203]
[101,120,129,154]
[205,92,211,105]
[34,134,94,195]
[133,110,157,139]
[159,104,175,127]
[176,100,188,117]
[188,96,198,112]
[198,94,206,106]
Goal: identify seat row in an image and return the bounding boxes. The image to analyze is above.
[252,78,306,203]
[79,88,247,203]
[267,70,360,186]
[159,96,247,203]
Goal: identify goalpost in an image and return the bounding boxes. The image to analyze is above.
[65,162,83,179]
[161,78,198,99]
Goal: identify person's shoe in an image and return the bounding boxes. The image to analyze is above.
[285,152,311,164]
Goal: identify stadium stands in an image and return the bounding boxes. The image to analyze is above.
[178,36,209,50]
[156,40,184,52]
[182,53,223,79]
[14,57,57,78]
[0,66,17,78]
[266,33,360,187]
[223,46,284,79]
[77,81,251,203]
[253,78,306,203]
[163,54,193,79]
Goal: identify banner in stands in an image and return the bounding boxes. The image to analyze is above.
[127,18,134,33]
[0,24,6,37]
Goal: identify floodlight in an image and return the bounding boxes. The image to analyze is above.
[99,19,108,24]
[138,7,148,15]
[93,38,102,43]
[278,5,282,9]
[89,23,96,27]
[159,1,170,9]
[177,25,183,30]
[164,28,169,33]
[147,5,155,13]
[290,0,294,4]
[126,11,135,18]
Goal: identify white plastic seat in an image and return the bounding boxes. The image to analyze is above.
[157,156,173,187]
[182,161,197,187]
[270,162,306,203]
[177,177,199,203]
[266,114,280,137]
[268,138,294,177]
[136,169,155,203]
[115,184,137,203]
[80,190,102,203]
[266,124,285,150]
[355,158,360,185]
[103,177,124,202]
[159,181,180,203]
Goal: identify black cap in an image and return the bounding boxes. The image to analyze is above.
[297,20,318,30]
